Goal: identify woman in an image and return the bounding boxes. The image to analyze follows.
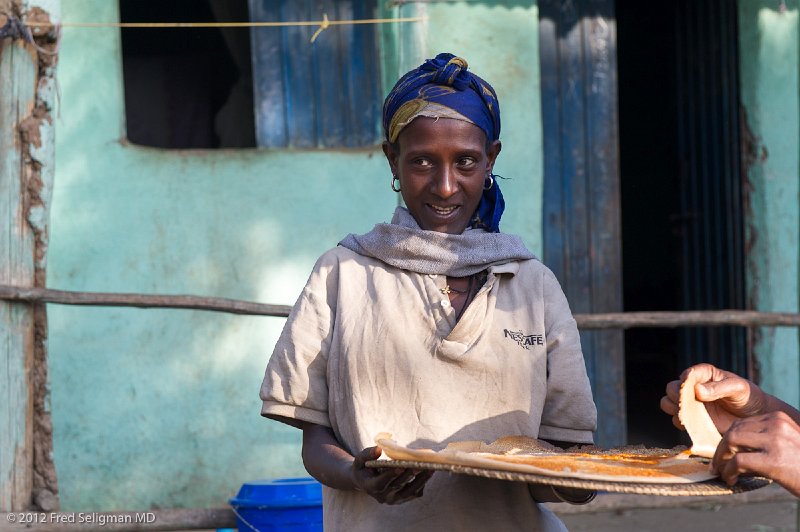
[260,53,597,531]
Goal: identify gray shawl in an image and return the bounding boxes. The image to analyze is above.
[338,207,536,277]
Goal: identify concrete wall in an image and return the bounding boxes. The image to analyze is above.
[738,3,800,406]
[48,0,543,510]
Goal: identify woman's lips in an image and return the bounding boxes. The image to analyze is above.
[427,204,459,216]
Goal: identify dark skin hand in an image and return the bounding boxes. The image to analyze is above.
[660,363,800,495]
[301,422,433,505]
[712,411,800,496]
[301,422,594,505]
[660,363,777,434]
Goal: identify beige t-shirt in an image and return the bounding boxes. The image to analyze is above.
[261,246,596,531]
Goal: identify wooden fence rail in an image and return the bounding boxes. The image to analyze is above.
[0,285,293,317]
[2,284,800,329]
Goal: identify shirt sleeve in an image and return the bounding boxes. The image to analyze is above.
[538,268,598,444]
[259,252,339,429]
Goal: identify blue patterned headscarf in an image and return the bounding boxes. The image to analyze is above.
[383,52,505,233]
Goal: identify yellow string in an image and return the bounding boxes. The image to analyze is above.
[22,17,422,29]
[309,13,330,43]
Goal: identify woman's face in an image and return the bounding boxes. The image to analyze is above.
[383,117,501,234]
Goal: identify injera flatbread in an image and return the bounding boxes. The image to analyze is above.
[375,433,716,484]
[678,369,723,458]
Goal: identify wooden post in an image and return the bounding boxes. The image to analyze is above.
[0,2,47,511]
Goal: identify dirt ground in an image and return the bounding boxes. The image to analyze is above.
[12,482,783,531]
[549,484,797,531]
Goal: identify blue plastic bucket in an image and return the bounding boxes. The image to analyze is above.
[229,477,323,532]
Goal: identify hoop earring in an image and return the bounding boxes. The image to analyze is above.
[483,173,494,190]
[391,175,401,192]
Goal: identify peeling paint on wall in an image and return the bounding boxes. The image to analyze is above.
[6,1,61,511]
[737,2,800,407]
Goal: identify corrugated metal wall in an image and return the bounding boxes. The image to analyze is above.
[539,0,626,447]
[249,0,382,148]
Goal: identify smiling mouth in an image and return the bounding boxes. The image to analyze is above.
[428,204,459,216]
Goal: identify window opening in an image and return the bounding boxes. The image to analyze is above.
[119,0,382,150]
[120,0,255,149]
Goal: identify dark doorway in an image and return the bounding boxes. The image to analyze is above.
[120,0,256,149]
[617,0,747,447]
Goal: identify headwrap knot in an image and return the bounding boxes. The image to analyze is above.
[425,55,471,89]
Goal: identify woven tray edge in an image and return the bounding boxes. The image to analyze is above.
[365,459,771,496]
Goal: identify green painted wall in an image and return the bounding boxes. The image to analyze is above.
[48,0,543,510]
[738,3,800,406]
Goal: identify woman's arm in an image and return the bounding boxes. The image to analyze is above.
[301,422,363,489]
[301,422,434,504]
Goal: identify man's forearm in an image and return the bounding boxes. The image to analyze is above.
[765,394,800,426]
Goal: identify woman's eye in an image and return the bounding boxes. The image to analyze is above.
[413,158,432,168]
[458,157,477,167]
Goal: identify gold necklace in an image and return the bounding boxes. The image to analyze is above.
[440,275,473,295]
[440,285,467,295]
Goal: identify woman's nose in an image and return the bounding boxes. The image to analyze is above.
[432,166,458,198]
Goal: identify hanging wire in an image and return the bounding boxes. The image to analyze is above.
[21,16,422,29]
[10,15,423,45]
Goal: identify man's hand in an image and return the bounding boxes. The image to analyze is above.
[712,411,800,497]
[660,363,769,434]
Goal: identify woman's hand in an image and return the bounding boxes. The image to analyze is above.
[660,363,770,434]
[300,423,432,505]
[712,411,800,497]
[351,446,434,505]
